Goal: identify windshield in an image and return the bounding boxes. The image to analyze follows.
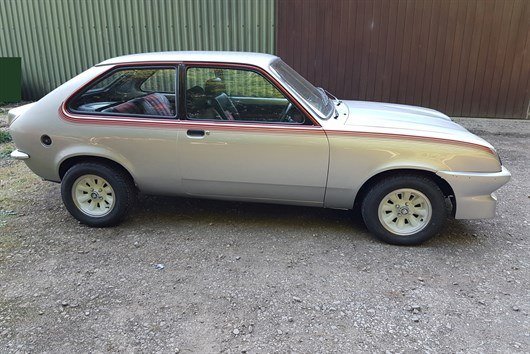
[270,60,334,119]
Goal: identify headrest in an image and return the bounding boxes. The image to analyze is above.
[204,77,226,97]
[187,85,205,96]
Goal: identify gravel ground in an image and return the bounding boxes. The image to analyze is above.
[0,109,528,353]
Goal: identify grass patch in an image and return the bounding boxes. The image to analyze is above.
[1,144,14,158]
[0,159,45,210]
[0,130,11,143]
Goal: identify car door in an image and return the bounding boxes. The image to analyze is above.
[176,64,329,206]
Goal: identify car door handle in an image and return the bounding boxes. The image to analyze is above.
[187,129,209,138]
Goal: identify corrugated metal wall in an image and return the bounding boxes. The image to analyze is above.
[3,0,529,118]
[0,0,275,99]
[277,0,530,119]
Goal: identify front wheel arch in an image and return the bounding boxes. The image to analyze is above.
[361,174,448,245]
[353,169,455,215]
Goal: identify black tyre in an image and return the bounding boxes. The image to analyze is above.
[361,175,447,245]
[61,162,136,227]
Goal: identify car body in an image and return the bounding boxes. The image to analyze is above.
[8,51,511,245]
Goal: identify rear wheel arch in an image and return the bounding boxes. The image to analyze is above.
[59,155,136,188]
[60,161,137,227]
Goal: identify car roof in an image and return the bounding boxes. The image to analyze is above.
[96,51,279,68]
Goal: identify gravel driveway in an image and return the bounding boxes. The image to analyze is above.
[0,110,528,353]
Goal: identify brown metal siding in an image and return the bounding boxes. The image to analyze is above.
[276,0,530,118]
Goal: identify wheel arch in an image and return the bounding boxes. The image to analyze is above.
[58,155,136,187]
[353,168,456,215]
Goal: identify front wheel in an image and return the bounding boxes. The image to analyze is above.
[61,162,136,227]
[361,175,447,245]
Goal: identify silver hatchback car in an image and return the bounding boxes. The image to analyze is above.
[8,51,510,245]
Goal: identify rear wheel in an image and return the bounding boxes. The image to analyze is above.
[61,162,136,227]
[361,175,447,245]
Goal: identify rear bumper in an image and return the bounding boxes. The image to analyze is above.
[10,149,30,160]
[437,166,511,219]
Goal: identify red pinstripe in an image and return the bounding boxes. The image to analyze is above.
[59,61,495,156]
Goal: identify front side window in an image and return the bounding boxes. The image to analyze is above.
[69,67,176,118]
[185,67,308,124]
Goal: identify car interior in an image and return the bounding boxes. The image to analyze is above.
[185,71,307,124]
[69,67,307,124]
[69,69,176,117]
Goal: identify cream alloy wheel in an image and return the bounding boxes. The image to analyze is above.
[361,175,446,245]
[61,162,136,227]
[72,174,115,217]
[378,188,432,236]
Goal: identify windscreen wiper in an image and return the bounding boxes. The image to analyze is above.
[319,88,340,119]
[324,89,342,106]
[317,87,340,119]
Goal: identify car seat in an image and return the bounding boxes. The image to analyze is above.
[204,78,240,120]
[104,92,172,116]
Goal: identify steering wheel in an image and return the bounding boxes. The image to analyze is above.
[279,102,294,122]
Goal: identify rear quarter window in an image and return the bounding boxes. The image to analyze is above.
[68,67,177,118]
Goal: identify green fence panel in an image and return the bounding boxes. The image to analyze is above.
[0,57,22,103]
[0,58,22,103]
[0,0,276,100]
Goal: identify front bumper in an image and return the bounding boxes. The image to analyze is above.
[437,166,511,219]
[10,149,30,160]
